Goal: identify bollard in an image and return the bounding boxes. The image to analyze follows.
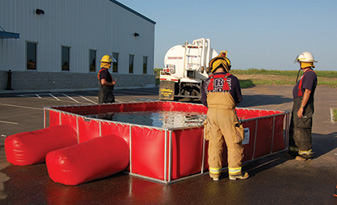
[6,70,13,90]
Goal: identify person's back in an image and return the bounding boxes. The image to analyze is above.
[201,51,248,181]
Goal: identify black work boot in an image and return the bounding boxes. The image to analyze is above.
[210,173,220,181]
[295,154,312,161]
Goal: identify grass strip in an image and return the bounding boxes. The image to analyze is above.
[232,69,337,88]
[231,68,337,78]
[332,108,337,122]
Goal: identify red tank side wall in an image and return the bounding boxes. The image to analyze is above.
[77,117,100,143]
[254,118,274,158]
[101,121,130,145]
[169,127,204,180]
[131,127,166,180]
[272,115,286,152]
[49,110,60,127]
[241,120,257,162]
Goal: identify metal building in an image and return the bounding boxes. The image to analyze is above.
[0,0,156,90]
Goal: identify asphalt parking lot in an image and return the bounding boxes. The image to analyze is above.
[0,85,336,204]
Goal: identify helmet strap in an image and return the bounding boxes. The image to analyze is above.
[295,68,302,83]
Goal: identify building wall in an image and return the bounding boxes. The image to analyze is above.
[0,0,155,90]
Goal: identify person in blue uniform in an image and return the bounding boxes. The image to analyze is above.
[98,55,116,104]
[289,51,318,161]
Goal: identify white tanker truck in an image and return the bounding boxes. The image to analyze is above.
[159,38,218,101]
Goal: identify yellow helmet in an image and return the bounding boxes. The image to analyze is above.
[209,51,231,73]
[101,55,113,63]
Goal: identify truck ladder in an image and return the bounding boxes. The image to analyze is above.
[185,44,203,71]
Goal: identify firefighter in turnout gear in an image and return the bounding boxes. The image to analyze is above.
[201,51,248,181]
[289,51,317,161]
[98,55,117,104]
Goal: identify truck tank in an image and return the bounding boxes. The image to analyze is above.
[159,38,218,101]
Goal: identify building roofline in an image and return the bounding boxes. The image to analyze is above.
[110,0,156,25]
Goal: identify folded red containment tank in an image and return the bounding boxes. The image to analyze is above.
[5,125,78,166]
[46,135,129,185]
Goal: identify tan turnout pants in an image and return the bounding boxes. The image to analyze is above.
[205,92,244,176]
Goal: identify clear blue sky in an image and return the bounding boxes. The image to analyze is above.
[117,0,337,71]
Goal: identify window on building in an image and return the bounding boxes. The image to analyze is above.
[62,46,70,71]
[89,49,96,72]
[129,54,134,74]
[143,56,148,74]
[112,52,118,73]
[26,42,37,70]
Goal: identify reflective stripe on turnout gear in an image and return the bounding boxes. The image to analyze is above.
[298,149,313,156]
[298,69,316,97]
[209,167,221,174]
[228,167,242,175]
[289,146,299,152]
[207,73,232,92]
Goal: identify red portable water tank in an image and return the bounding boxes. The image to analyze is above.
[46,134,129,185]
[5,125,78,166]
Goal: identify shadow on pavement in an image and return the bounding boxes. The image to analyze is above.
[238,132,337,178]
[243,151,290,178]
[311,132,337,159]
[240,95,292,107]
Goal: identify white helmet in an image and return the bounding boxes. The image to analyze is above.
[294,51,317,63]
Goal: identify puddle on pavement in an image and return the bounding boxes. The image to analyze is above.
[87,111,206,129]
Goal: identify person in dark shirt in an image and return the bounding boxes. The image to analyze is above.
[289,51,318,161]
[201,51,248,181]
[98,55,116,103]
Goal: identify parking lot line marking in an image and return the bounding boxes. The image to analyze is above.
[63,94,80,103]
[79,96,97,104]
[0,103,43,110]
[0,120,18,125]
[36,94,41,98]
[49,94,60,101]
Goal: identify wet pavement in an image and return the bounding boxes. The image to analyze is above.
[0,86,337,204]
